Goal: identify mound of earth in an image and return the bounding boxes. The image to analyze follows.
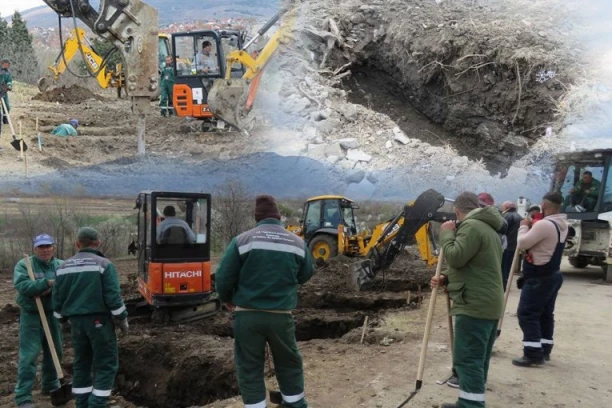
[33,85,107,104]
[257,0,581,175]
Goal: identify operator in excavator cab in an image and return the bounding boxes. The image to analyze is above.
[1,58,13,126]
[193,41,218,74]
[156,205,196,244]
[565,170,600,212]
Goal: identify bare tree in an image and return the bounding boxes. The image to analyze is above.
[212,179,255,250]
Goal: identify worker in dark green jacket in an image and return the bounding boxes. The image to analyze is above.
[160,55,175,116]
[13,234,63,408]
[1,58,12,126]
[432,192,505,408]
[53,227,128,408]
[216,195,315,408]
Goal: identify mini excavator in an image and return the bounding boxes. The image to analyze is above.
[127,191,220,323]
[286,189,456,289]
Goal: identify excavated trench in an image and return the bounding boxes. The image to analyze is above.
[116,255,430,407]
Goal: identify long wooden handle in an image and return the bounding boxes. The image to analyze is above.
[415,248,444,387]
[1,98,16,137]
[446,294,454,355]
[23,255,64,379]
[497,247,521,334]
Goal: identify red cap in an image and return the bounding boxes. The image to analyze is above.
[477,192,494,207]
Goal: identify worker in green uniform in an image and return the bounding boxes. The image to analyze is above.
[160,55,175,117]
[432,192,505,408]
[51,119,79,137]
[1,58,12,126]
[52,227,129,408]
[216,195,315,408]
[13,234,64,408]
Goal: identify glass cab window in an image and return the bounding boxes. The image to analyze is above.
[323,200,342,229]
[304,200,322,237]
[552,161,605,213]
[173,35,221,77]
[158,36,170,69]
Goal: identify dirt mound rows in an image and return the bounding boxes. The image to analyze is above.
[33,85,106,104]
[0,304,20,325]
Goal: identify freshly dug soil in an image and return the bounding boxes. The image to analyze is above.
[33,85,107,104]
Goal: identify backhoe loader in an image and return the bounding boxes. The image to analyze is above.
[172,9,294,131]
[287,189,456,289]
[38,28,173,100]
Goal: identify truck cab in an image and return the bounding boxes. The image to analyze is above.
[549,149,612,282]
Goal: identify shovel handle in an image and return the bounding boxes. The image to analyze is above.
[416,248,444,385]
[446,293,454,355]
[0,98,16,137]
[23,255,65,379]
[497,247,521,335]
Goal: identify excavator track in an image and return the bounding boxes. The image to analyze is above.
[125,294,221,324]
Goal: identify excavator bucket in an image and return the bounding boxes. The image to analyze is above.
[207,78,251,132]
[348,259,374,291]
[37,77,50,93]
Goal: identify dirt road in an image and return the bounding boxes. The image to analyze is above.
[204,263,612,408]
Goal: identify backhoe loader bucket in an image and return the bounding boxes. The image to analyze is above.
[207,78,250,132]
[348,259,374,291]
[37,77,50,93]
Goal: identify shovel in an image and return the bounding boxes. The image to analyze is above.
[497,246,522,338]
[436,293,456,385]
[396,248,445,408]
[23,255,73,406]
[1,97,28,152]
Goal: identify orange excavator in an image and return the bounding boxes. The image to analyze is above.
[171,10,292,131]
[128,191,220,323]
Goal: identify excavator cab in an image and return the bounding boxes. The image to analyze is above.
[171,30,246,129]
[133,191,220,322]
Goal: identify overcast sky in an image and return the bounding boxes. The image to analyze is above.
[0,0,44,19]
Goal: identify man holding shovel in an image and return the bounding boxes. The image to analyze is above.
[1,58,12,126]
[13,234,63,408]
[53,227,129,408]
[431,192,505,408]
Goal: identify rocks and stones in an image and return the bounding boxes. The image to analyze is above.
[346,169,366,184]
[346,149,372,163]
[337,138,360,150]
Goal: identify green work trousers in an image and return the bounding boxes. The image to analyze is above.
[453,315,497,408]
[234,311,307,408]
[159,81,174,116]
[15,311,63,406]
[70,314,118,408]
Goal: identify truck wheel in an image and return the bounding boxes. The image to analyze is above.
[568,256,589,268]
[308,235,338,263]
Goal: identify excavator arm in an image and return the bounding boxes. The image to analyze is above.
[207,9,295,130]
[42,0,158,114]
[38,28,113,92]
[350,189,456,289]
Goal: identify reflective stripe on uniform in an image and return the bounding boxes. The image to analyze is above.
[282,392,305,403]
[238,241,305,257]
[73,386,93,394]
[111,305,126,316]
[541,339,554,344]
[92,389,112,397]
[244,400,266,408]
[57,265,104,276]
[459,391,485,402]
[523,341,542,348]
[53,312,62,319]
[34,272,45,279]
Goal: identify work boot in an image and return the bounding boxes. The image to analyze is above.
[439,403,458,408]
[512,355,544,367]
[544,354,551,361]
[18,402,36,408]
[447,374,459,389]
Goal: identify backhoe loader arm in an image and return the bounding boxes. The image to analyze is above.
[42,0,158,112]
[44,28,111,89]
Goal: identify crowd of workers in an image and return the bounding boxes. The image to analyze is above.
[12,190,566,408]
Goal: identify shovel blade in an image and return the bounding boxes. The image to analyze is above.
[50,382,73,406]
[11,138,27,152]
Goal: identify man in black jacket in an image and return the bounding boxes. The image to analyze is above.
[501,201,523,290]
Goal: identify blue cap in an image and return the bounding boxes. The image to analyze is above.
[69,119,79,128]
[33,234,55,247]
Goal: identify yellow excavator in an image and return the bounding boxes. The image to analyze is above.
[172,9,294,130]
[286,190,456,289]
[38,28,172,99]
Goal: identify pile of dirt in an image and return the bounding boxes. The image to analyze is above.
[33,85,107,104]
[252,0,582,176]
